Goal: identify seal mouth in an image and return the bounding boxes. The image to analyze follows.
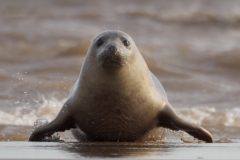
[98,52,127,68]
[103,59,122,66]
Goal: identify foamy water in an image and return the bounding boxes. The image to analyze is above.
[1,97,240,128]
[0,97,66,126]
[0,0,239,141]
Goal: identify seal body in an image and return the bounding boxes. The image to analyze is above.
[29,30,213,143]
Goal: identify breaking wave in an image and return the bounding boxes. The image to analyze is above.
[178,107,240,127]
[0,97,240,128]
[0,97,65,126]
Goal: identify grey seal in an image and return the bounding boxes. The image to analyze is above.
[29,30,213,143]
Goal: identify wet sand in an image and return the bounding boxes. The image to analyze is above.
[0,141,240,159]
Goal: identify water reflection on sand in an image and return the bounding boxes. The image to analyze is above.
[1,141,240,159]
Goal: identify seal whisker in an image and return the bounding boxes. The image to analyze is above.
[90,63,98,71]
[103,26,109,37]
[128,61,139,71]
[90,59,100,70]
[125,61,131,71]
[87,57,100,70]
[87,56,98,69]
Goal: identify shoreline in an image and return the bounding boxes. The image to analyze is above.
[0,140,239,159]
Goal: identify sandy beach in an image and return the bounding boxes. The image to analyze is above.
[0,140,240,159]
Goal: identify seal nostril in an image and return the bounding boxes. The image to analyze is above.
[108,45,117,54]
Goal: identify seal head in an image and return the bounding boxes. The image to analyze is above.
[86,31,136,70]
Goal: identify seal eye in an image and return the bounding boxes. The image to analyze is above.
[96,39,104,46]
[123,40,130,47]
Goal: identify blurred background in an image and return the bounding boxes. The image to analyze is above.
[0,0,239,141]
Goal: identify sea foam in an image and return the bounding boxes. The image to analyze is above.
[0,97,240,128]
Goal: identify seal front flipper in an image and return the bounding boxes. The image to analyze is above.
[29,105,75,141]
[158,103,213,143]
